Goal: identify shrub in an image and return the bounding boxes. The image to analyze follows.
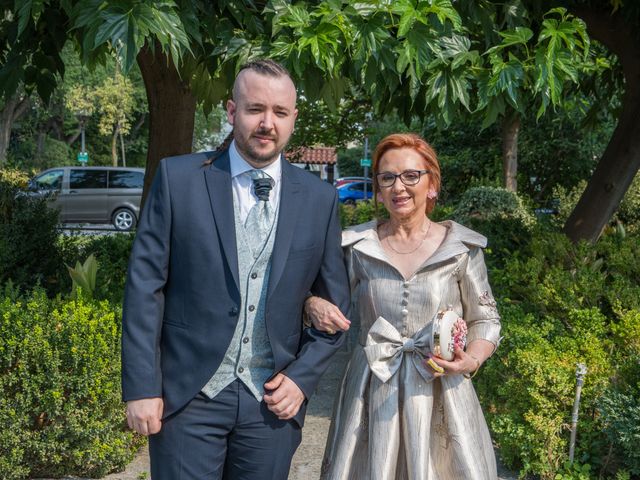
[616,173,640,233]
[452,186,535,267]
[59,233,134,303]
[598,390,640,475]
[340,200,387,228]
[0,172,66,294]
[479,305,612,479]
[453,186,535,226]
[478,229,640,479]
[552,174,640,234]
[0,286,142,479]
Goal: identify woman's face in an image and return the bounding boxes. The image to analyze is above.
[376,147,432,220]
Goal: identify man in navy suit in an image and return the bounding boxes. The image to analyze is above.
[121,59,350,479]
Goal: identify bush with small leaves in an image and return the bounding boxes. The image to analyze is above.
[452,186,535,267]
[0,285,142,479]
[477,229,640,479]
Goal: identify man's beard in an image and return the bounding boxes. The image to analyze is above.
[235,129,283,165]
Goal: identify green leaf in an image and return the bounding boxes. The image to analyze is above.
[15,0,33,37]
[499,27,533,48]
[397,11,416,38]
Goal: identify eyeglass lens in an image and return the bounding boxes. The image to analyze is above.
[377,170,427,187]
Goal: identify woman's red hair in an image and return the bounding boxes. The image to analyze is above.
[372,133,441,215]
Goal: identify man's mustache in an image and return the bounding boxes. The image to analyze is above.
[253,128,276,140]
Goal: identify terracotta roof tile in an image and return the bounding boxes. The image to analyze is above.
[286,147,337,165]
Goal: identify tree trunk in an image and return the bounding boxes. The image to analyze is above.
[0,94,29,165]
[111,124,119,166]
[120,130,126,167]
[563,5,640,243]
[501,111,520,192]
[137,42,196,208]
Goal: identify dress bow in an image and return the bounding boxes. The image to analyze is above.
[364,316,434,383]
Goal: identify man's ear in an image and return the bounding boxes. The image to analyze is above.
[226,99,236,125]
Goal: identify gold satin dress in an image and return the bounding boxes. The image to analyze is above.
[321,221,501,480]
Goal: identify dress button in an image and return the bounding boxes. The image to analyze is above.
[243,337,249,344]
[401,308,409,316]
[238,367,244,373]
[403,281,410,288]
[251,272,258,279]
[248,305,255,312]
[403,290,409,298]
[401,299,408,306]
[229,306,239,316]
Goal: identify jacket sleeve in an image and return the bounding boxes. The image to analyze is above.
[282,190,350,399]
[121,159,172,401]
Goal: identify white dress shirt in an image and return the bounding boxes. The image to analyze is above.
[229,140,282,224]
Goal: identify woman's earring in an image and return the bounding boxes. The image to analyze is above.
[427,189,438,199]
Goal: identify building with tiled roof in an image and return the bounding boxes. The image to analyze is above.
[287,146,337,182]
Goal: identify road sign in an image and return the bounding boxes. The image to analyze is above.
[360,158,371,167]
[77,151,89,163]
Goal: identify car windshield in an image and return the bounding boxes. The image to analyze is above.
[33,170,63,191]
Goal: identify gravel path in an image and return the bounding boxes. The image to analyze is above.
[43,350,515,480]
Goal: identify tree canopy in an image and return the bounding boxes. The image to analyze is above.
[1,0,638,242]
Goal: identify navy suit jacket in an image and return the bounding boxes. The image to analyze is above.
[121,150,350,426]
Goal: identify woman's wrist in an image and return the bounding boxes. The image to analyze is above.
[463,353,481,379]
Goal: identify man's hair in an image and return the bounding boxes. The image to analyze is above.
[232,59,294,100]
[239,59,291,78]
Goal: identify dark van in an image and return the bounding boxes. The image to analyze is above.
[28,166,145,231]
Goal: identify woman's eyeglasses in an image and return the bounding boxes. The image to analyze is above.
[376,170,429,188]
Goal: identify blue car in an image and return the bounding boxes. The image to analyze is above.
[337,181,374,204]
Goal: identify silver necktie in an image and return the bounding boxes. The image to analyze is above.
[244,170,274,257]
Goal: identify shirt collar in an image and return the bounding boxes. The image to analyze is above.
[229,140,282,182]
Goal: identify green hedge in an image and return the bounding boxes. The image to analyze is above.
[477,230,640,479]
[0,170,67,294]
[452,186,535,268]
[0,286,142,479]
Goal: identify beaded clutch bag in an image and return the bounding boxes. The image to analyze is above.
[430,308,467,361]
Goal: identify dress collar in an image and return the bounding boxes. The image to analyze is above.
[342,219,487,270]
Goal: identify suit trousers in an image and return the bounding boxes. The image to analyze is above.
[149,379,302,479]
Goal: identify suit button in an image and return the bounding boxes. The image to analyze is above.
[229,306,239,316]
[248,305,255,312]
[251,272,258,279]
[238,367,244,373]
[243,337,249,344]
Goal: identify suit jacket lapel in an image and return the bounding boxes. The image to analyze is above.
[204,151,240,292]
[268,160,301,299]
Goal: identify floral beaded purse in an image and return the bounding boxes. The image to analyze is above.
[430,308,467,361]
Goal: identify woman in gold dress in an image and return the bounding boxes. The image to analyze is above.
[306,133,501,479]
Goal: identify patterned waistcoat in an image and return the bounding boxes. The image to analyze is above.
[201,196,279,401]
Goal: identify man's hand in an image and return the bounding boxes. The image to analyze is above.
[263,373,305,420]
[126,397,164,435]
[305,296,350,334]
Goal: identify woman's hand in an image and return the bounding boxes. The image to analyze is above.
[425,346,482,378]
[305,296,351,334]
[425,339,495,377]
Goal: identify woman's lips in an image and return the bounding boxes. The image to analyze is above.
[392,196,411,206]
